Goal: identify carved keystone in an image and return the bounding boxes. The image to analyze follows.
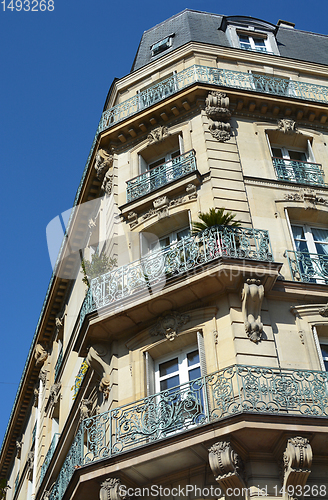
[100,478,126,500]
[86,344,111,399]
[241,279,264,343]
[209,441,246,497]
[283,437,312,493]
[150,311,190,341]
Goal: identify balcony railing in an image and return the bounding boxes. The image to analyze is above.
[80,225,273,327]
[98,65,328,133]
[40,433,60,484]
[126,150,197,202]
[48,364,328,500]
[273,158,326,186]
[285,250,328,284]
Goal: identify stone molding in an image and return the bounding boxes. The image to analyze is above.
[205,91,232,142]
[241,279,264,343]
[99,478,126,500]
[283,437,312,492]
[209,441,246,496]
[150,311,190,341]
[147,125,169,144]
[86,344,111,399]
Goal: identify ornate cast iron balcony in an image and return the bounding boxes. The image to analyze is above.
[40,433,60,484]
[48,365,328,500]
[285,250,328,284]
[98,65,328,132]
[273,157,326,186]
[80,225,273,327]
[126,150,197,202]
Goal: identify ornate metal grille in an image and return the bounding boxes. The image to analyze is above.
[48,365,328,500]
[285,250,328,283]
[126,150,197,202]
[273,158,325,186]
[40,433,60,484]
[80,225,273,327]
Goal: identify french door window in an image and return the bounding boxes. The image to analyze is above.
[155,347,201,393]
[320,344,328,371]
[291,224,328,283]
[149,227,190,253]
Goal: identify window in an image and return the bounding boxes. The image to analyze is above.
[151,35,173,56]
[291,224,328,283]
[238,34,270,53]
[149,227,190,253]
[155,347,201,392]
[321,344,328,371]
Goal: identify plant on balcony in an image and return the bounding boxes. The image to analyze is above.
[191,208,240,234]
[81,252,117,288]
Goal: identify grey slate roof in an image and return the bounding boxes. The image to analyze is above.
[131,9,328,72]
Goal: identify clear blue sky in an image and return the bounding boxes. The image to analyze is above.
[0,0,327,446]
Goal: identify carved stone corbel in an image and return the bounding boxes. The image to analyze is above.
[94,148,114,195]
[150,311,190,341]
[127,211,138,229]
[209,441,246,497]
[186,183,197,200]
[319,303,328,317]
[153,196,169,219]
[35,344,48,366]
[241,279,264,343]
[147,125,169,144]
[277,118,297,133]
[283,437,312,493]
[99,478,126,500]
[39,367,47,385]
[80,399,92,421]
[47,382,61,412]
[205,91,232,142]
[16,440,23,459]
[86,344,111,399]
[33,386,39,407]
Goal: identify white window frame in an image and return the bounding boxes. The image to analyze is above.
[321,343,328,371]
[155,345,200,393]
[291,224,328,255]
[149,226,190,253]
[151,35,173,56]
[238,33,271,53]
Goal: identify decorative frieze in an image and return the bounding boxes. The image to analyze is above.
[205,91,232,142]
[150,311,190,341]
[241,279,264,343]
[86,344,111,399]
[147,125,169,144]
[284,188,328,209]
[209,441,246,496]
[283,437,312,492]
[277,118,297,133]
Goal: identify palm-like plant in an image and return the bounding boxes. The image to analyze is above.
[192,208,240,234]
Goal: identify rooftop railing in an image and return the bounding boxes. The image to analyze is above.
[285,250,328,284]
[40,433,60,484]
[273,158,326,186]
[98,65,328,133]
[126,150,197,202]
[80,225,273,327]
[48,364,328,500]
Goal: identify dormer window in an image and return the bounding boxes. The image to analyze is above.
[151,35,173,56]
[238,33,271,53]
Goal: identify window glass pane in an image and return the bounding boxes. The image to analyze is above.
[188,366,201,381]
[177,228,190,241]
[288,150,307,161]
[292,226,305,240]
[149,157,165,170]
[187,350,199,366]
[253,37,266,48]
[312,228,328,255]
[171,150,180,159]
[272,147,283,158]
[160,374,180,391]
[159,358,178,377]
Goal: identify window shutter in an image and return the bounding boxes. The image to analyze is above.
[145,352,155,396]
[139,154,148,174]
[307,140,315,162]
[265,133,273,157]
[197,331,207,377]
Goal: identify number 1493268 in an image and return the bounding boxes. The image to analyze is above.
[2,0,54,10]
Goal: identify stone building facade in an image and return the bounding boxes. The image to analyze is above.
[1,10,328,500]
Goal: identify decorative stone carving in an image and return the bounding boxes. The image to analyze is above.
[48,382,61,408]
[153,195,169,219]
[102,172,114,195]
[169,194,186,207]
[94,148,113,179]
[319,303,328,317]
[147,125,169,144]
[39,367,47,385]
[35,344,48,366]
[16,440,22,459]
[241,279,265,343]
[33,386,39,407]
[284,189,328,209]
[141,208,156,221]
[27,451,34,480]
[283,437,312,492]
[186,183,197,200]
[205,91,232,142]
[277,118,297,133]
[80,399,92,421]
[150,311,190,341]
[88,218,97,230]
[86,344,111,399]
[127,211,138,229]
[209,441,246,496]
[100,478,126,500]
